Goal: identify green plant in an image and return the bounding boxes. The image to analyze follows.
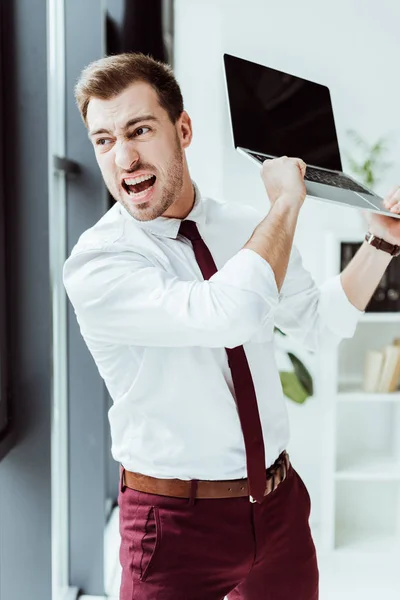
[345,129,393,190]
[274,327,314,404]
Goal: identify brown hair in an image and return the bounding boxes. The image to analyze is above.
[74,52,184,127]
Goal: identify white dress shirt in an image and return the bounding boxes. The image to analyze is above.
[63,182,363,480]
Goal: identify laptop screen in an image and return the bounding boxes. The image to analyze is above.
[224,54,342,172]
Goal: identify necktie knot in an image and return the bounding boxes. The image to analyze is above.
[179,220,202,242]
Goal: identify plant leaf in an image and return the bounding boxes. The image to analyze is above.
[274,327,286,336]
[346,156,363,174]
[279,371,309,404]
[371,138,388,154]
[287,352,314,396]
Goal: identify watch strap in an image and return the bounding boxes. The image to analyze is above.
[365,231,400,257]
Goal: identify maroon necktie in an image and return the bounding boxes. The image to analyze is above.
[179,219,267,503]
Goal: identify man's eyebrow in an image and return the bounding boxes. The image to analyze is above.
[88,114,159,138]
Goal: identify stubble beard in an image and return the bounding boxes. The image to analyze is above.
[115,138,184,222]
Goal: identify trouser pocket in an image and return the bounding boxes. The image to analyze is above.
[139,505,161,582]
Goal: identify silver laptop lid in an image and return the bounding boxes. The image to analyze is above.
[223,53,342,172]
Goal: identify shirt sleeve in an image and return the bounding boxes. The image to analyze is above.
[63,247,279,348]
[273,244,364,351]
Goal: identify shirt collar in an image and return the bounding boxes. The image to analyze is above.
[118,180,207,239]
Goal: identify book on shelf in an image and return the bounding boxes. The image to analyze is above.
[363,338,400,393]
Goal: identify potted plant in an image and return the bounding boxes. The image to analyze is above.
[275,327,314,404]
[345,129,393,190]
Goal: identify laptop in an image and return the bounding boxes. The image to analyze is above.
[223,53,400,219]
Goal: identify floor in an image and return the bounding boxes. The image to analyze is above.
[99,506,400,600]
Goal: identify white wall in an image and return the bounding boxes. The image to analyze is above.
[174,0,400,529]
[174,0,225,199]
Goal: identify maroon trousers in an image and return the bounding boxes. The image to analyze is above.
[118,464,319,599]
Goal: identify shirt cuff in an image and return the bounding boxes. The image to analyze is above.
[318,273,364,338]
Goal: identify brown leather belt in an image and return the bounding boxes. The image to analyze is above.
[121,450,290,500]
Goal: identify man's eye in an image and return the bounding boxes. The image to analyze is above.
[96,138,111,146]
[135,127,150,136]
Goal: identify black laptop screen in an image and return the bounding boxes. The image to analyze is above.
[224,54,342,172]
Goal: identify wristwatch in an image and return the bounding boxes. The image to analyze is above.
[365,231,400,257]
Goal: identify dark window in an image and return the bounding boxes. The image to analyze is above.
[0,0,14,460]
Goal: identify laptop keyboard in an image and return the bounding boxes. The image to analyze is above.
[304,166,370,194]
[248,152,372,195]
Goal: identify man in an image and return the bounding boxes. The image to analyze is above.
[63,52,400,600]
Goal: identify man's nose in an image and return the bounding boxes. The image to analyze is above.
[115,140,139,171]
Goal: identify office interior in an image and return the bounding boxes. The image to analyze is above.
[0,1,399,599]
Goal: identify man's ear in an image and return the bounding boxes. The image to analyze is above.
[177,111,192,149]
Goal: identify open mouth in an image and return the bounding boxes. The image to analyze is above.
[122,174,156,198]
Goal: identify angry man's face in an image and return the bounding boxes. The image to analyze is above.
[87,81,191,221]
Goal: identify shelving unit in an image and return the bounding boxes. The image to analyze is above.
[319,232,400,557]
[360,313,400,323]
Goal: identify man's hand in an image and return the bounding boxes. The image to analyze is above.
[367,184,400,244]
[260,156,307,207]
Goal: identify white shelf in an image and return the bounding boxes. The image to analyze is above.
[335,529,400,554]
[359,313,400,323]
[335,452,400,481]
[321,231,400,556]
[337,381,400,402]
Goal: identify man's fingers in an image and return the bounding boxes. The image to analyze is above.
[262,156,307,176]
[383,185,400,208]
[293,158,307,176]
